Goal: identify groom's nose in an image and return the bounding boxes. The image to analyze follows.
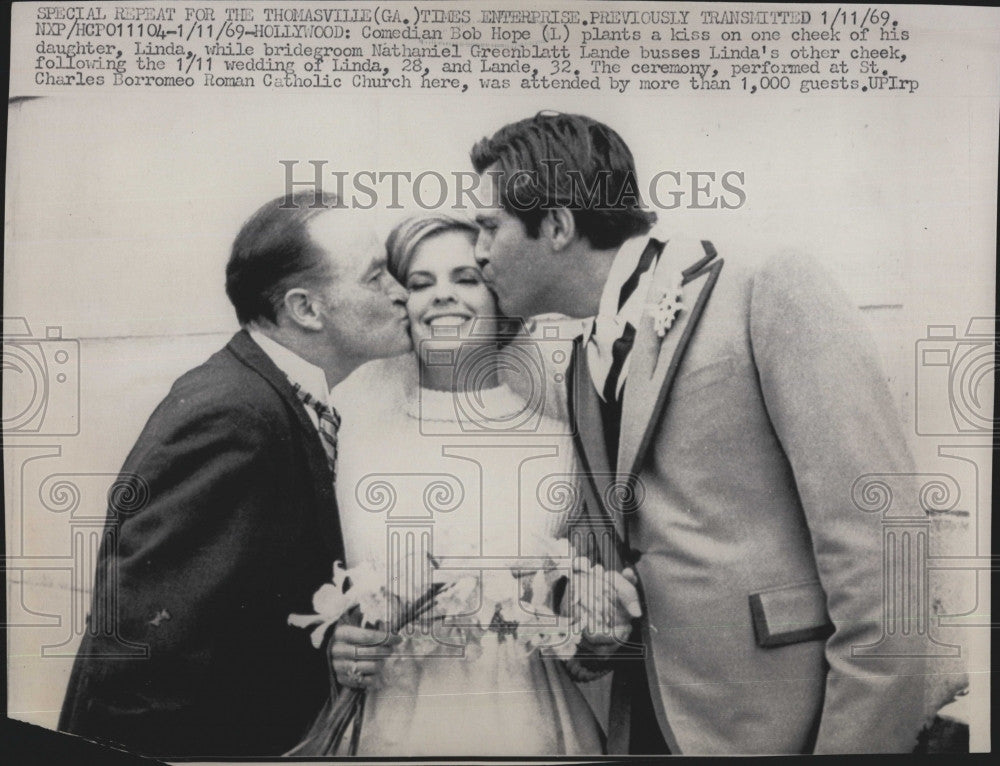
[475,251,494,283]
[473,238,489,269]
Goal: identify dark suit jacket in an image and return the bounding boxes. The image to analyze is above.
[59,330,344,758]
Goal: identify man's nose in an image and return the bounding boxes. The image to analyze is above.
[385,275,408,304]
[473,237,489,268]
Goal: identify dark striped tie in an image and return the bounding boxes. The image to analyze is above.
[291,383,341,478]
[601,238,665,404]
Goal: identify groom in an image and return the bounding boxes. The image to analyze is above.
[58,192,410,757]
[470,113,930,754]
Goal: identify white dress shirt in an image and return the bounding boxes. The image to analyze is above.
[247,328,331,429]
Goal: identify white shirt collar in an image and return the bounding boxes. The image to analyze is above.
[247,328,331,406]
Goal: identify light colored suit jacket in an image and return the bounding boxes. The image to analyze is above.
[567,237,932,754]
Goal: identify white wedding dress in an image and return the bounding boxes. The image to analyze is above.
[327,354,604,756]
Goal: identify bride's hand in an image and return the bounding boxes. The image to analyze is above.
[328,624,401,689]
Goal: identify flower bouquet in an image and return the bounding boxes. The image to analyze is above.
[285,533,633,755]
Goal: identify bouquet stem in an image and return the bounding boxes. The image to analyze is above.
[313,579,448,755]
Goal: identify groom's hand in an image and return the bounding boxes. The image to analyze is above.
[574,558,642,653]
[328,624,401,689]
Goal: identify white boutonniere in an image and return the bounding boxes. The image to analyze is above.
[648,273,685,337]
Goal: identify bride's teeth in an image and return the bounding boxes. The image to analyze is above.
[428,316,468,327]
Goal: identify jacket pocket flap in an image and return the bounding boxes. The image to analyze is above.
[749,580,834,648]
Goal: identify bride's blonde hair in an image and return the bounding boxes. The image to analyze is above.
[385,214,479,281]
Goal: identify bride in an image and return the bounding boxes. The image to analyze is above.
[290,214,619,755]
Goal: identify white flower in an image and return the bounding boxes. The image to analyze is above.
[287,562,359,648]
[347,561,393,628]
[648,273,685,338]
[287,557,398,642]
[432,574,480,620]
[482,568,520,615]
[526,570,549,611]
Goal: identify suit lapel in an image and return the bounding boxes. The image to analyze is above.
[618,241,724,482]
[227,330,322,442]
[566,336,626,546]
[226,330,343,558]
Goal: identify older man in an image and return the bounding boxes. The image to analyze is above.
[59,193,410,757]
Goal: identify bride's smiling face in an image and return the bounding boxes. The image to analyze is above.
[404,229,500,353]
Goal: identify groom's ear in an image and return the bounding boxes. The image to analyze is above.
[543,207,576,252]
[281,288,324,331]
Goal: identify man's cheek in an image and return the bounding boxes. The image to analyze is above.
[492,241,508,265]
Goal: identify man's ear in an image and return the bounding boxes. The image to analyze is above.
[543,207,576,252]
[281,288,323,331]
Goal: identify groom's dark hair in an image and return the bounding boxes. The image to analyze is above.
[226,190,341,325]
[471,112,656,250]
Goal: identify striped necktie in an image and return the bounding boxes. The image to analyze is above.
[601,238,664,404]
[291,383,341,479]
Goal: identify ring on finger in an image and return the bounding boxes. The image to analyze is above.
[347,661,363,684]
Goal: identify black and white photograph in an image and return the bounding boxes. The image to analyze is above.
[3,1,994,761]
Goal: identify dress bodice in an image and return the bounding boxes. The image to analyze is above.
[333,364,580,570]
